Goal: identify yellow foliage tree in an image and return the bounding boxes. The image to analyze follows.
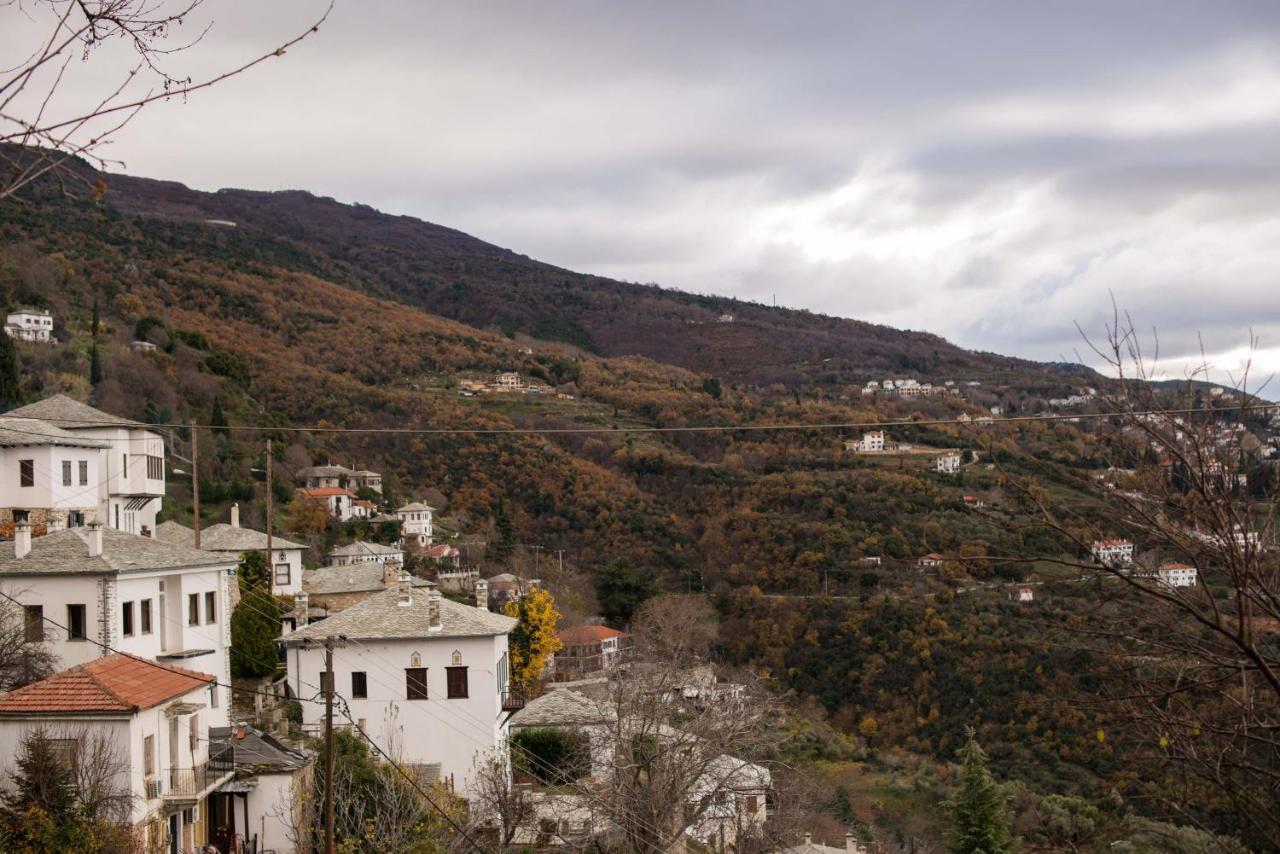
[503,587,563,692]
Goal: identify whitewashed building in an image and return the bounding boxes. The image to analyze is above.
[397,501,436,548]
[207,724,313,854]
[1154,562,1198,588]
[155,504,308,597]
[0,415,105,529]
[4,308,53,342]
[855,431,885,453]
[936,452,962,474]
[324,540,405,568]
[281,576,517,796]
[301,486,357,521]
[1091,539,1135,566]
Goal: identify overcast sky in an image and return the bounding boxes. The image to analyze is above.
[7,1,1280,386]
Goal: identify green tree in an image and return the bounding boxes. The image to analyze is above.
[0,730,94,852]
[491,499,514,562]
[701,377,722,399]
[948,730,1015,854]
[210,396,229,438]
[237,549,270,593]
[0,330,22,411]
[88,344,103,385]
[595,558,658,627]
[90,297,99,338]
[230,586,280,679]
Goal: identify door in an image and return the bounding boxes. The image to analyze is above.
[169,716,179,784]
[168,813,179,854]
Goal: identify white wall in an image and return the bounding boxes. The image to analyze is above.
[248,769,306,853]
[0,445,101,513]
[290,632,509,795]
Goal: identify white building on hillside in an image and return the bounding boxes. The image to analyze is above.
[155,504,308,597]
[0,415,106,530]
[1091,539,1135,566]
[397,501,436,548]
[0,654,229,852]
[301,486,357,521]
[1154,562,1198,588]
[6,395,167,536]
[324,540,405,568]
[856,431,885,453]
[4,308,53,342]
[0,523,234,697]
[281,576,517,796]
[936,451,962,474]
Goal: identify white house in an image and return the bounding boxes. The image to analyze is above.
[1091,539,1135,566]
[0,653,229,852]
[0,523,235,696]
[155,504,308,597]
[494,372,525,392]
[396,501,436,548]
[207,724,313,854]
[917,553,944,568]
[324,540,405,568]
[295,464,382,496]
[281,576,517,796]
[936,451,962,474]
[301,486,357,521]
[4,307,53,342]
[0,415,106,530]
[7,395,167,536]
[857,431,885,453]
[1155,562,1198,588]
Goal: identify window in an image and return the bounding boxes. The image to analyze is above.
[204,591,216,625]
[147,455,163,480]
[140,599,152,634]
[67,604,86,640]
[143,736,155,776]
[121,601,134,637]
[78,460,88,486]
[746,795,759,813]
[351,671,368,699]
[62,460,72,486]
[23,605,43,641]
[497,652,509,695]
[187,594,199,626]
[446,666,469,699]
[405,667,428,700]
[18,459,33,488]
[47,738,78,771]
[274,563,291,586]
[189,714,198,752]
[122,454,128,478]
[210,684,219,708]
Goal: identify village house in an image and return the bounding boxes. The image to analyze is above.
[0,654,230,852]
[1015,586,1034,603]
[4,307,53,342]
[779,832,871,854]
[0,523,234,688]
[397,500,436,548]
[130,339,158,353]
[6,395,168,536]
[295,464,347,490]
[347,468,383,494]
[917,553,944,568]
[300,486,357,521]
[1154,562,1199,588]
[324,540,405,568]
[422,542,462,567]
[207,723,313,854]
[857,430,885,453]
[494,371,525,392]
[436,565,480,593]
[485,571,539,606]
[1091,539,1135,566]
[936,451,962,474]
[0,415,105,532]
[298,559,418,617]
[554,625,627,681]
[962,495,985,508]
[281,575,518,797]
[155,504,308,597]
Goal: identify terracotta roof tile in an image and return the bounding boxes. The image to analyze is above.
[558,625,624,645]
[0,653,214,715]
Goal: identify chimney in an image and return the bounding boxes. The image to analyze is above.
[804,833,812,847]
[86,521,103,558]
[846,832,858,854]
[46,515,65,534]
[398,571,413,607]
[295,592,309,628]
[384,559,403,588]
[427,587,442,630]
[475,579,489,611]
[230,503,240,528]
[14,521,31,559]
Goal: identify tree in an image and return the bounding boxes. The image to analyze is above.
[490,499,514,563]
[285,493,330,537]
[502,587,562,691]
[1,0,330,200]
[0,330,22,411]
[595,558,657,627]
[468,748,532,846]
[0,600,57,691]
[948,730,1014,854]
[90,298,99,339]
[230,586,280,679]
[236,549,270,594]
[88,344,103,386]
[210,396,229,438]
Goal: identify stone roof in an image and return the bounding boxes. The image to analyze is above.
[509,688,612,728]
[155,520,306,553]
[0,527,236,575]
[302,564,430,596]
[397,502,437,513]
[0,653,213,715]
[296,464,351,478]
[5,394,143,429]
[488,572,519,584]
[0,415,111,449]
[210,725,311,773]
[327,541,402,558]
[282,584,516,644]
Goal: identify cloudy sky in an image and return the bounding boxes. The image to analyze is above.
[7,1,1280,385]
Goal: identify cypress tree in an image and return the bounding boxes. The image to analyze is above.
[88,344,103,385]
[948,730,1015,854]
[90,297,99,338]
[230,586,281,679]
[0,329,22,411]
[210,396,229,438]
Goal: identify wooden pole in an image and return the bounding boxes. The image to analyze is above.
[191,424,201,549]
[265,438,273,585]
[324,635,336,854]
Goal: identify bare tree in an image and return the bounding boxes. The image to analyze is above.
[0,0,332,200]
[466,747,532,847]
[989,310,1279,848]
[0,593,57,691]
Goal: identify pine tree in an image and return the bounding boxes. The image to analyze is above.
[0,729,94,851]
[0,329,22,411]
[88,344,103,385]
[230,586,281,679]
[210,396,229,438]
[948,730,1015,854]
[491,499,514,562]
[90,297,99,338]
[237,550,270,594]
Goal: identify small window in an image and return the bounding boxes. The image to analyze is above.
[67,604,86,640]
[121,601,134,637]
[204,591,216,625]
[147,455,163,480]
[274,563,291,586]
[746,795,759,812]
[405,667,428,700]
[189,714,198,752]
[19,459,33,488]
[23,605,43,642]
[78,460,88,486]
[143,735,155,777]
[62,460,72,486]
[446,666,469,699]
[187,594,199,626]
[47,738,78,770]
[351,671,368,699]
[140,599,152,634]
[210,684,220,708]
[122,454,128,478]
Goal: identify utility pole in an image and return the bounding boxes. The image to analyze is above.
[191,423,201,548]
[265,438,273,574]
[323,635,336,854]
[556,549,564,575]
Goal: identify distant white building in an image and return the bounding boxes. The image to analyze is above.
[936,452,962,474]
[1091,539,1135,566]
[857,431,885,453]
[1155,562,1198,588]
[301,486,357,521]
[324,540,405,568]
[494,371,525,392]
[396,501,436,548]
[4,308,53,342]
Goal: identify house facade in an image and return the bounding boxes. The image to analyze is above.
[554,625,626,681]
[936,452,962,474]
[1154,562,1198,588]
[301,486,357,521]
[207,724,312,854]
[324,540,405,568]
[0,415,106,530]
[155,504,308,597]
[397,501,435,548]
[281,578,517,796]
[1091,539,1135,566]
[0,653,230,853]
[858,431,885,453]
[4,308,53,342]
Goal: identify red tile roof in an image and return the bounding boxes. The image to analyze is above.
[558,625,624,645]
[0,653,214,715]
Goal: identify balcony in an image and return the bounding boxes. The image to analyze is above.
[502,689,527,713]
[163,746,234,805]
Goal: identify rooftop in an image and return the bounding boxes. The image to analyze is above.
[0,653,213,715]
[397,502,437,513]
[558,625,625,645]
[327,541,403,558]
[509,688,612,728]
[283,584,516,644]
[210,724,311,773]
[296,464,352,478]
[0,415,111,449]
[303,565,432,596]
[155,520,306,553]
[6,394,144,429]
[0,527,236,575]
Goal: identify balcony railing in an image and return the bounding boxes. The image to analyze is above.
[502,689,527,713]
[165,746,234,802]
